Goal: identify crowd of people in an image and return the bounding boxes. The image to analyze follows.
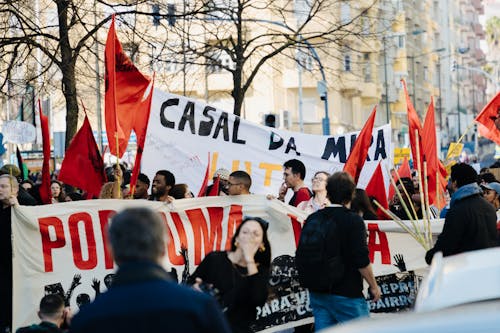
[1,156,500,333]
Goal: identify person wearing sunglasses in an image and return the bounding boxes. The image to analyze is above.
[190,217,271,333]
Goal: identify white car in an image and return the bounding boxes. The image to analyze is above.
[322,247,500,333]
[415,247,500,312]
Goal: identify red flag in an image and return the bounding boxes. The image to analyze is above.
[343,106,377,183]
[38,100,51,204]
[208,175,220,196]
[365,161,389,219]
[59,112,107,197]
[475,91,500,145]
[401,79,424,174]
[422,97,439,205]
[197,153,211,197]
[398,157,412,178]
[105,15,151,157]
[129,75,155,196]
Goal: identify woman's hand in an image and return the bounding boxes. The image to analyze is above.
[239,239,260,263]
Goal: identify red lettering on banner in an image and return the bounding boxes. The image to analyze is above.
[98,210,116,269]
[367,223,391,264]
[68,212,98,270]
[224,205,243,250]
[39,217,66,272]
[162,212,188,266]
[207,207,224,250]
[287,214,302,248]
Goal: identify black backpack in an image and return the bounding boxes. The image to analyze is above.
[295,207,344,292]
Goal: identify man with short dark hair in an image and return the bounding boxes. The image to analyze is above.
[150,170,175,202]
[425,163,497,264]
[226,170,252,195]
[302,172,380,330]
[278,159,312,207]
[70,208,230,333]
[133,173,150,199]
[16,294,70,333]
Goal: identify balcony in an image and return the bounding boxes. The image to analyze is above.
[360,82,381,102]
[472,0,484,15]
[473,23,485,39]
[206,72,233,92]
[339,72,362,96]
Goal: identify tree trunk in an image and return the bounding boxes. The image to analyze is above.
[56,0,79,149]
[62,63,79,149]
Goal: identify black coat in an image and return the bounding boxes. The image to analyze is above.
[425,193,497,264]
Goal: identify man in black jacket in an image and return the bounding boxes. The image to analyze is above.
[69,207,230,333]
[301,172,381,331]
[16,295,70,333]
[425,163,497,264]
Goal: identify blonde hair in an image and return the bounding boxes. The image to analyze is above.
[99,182,115,199]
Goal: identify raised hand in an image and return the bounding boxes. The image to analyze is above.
[393,253,407,272]
[91,278,101,295]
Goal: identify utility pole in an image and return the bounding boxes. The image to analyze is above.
[383,36,390,123]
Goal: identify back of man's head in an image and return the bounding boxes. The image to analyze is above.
[156,170,176,186]
[39,294,64,320]
[283,159,306,180]
[137,173,151,187]
[229,170,252,191]
[326,172,355,205]
[108,208,166,265]
[451,163,478,188]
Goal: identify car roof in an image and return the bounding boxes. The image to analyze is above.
[322,299,500,333]
[415,247,500,312]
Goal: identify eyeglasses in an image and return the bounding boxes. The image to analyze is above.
[226,182,242,187]
[311,177,326,182]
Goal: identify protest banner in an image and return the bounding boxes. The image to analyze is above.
[1,120,36,144]
[12,198,443,332]
[141,90,392,196]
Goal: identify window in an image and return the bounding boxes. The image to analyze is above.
[341,2,350,25]
[344,54,351,72]
[423,66,429,81]
[362,17,370,35]
[207,49,235,73]
[398,35,405,48]
[363,53,371,82]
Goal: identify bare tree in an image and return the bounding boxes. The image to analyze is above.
[141,0,383,116]
[0,0,383,148]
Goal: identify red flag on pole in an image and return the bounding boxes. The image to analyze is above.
[422,97,439,206]
[38,100,51,204]
[401,80,424,174]
[398,157,412,178]
[343,106,377,183]
[208,176,220,196]
[197,153,211,197]
[129,75,155,196]
[105,15,151,158]
[58,109,107,198]
[475,91,500,145]
[365,161,389,219]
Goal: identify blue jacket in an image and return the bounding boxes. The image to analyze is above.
[70,261,230,333]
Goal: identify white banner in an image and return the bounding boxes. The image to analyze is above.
[142,90,392,195]
[12,198,442,332]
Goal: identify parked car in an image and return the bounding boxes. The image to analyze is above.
[415,247,500,312]
[322,247,500,333]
